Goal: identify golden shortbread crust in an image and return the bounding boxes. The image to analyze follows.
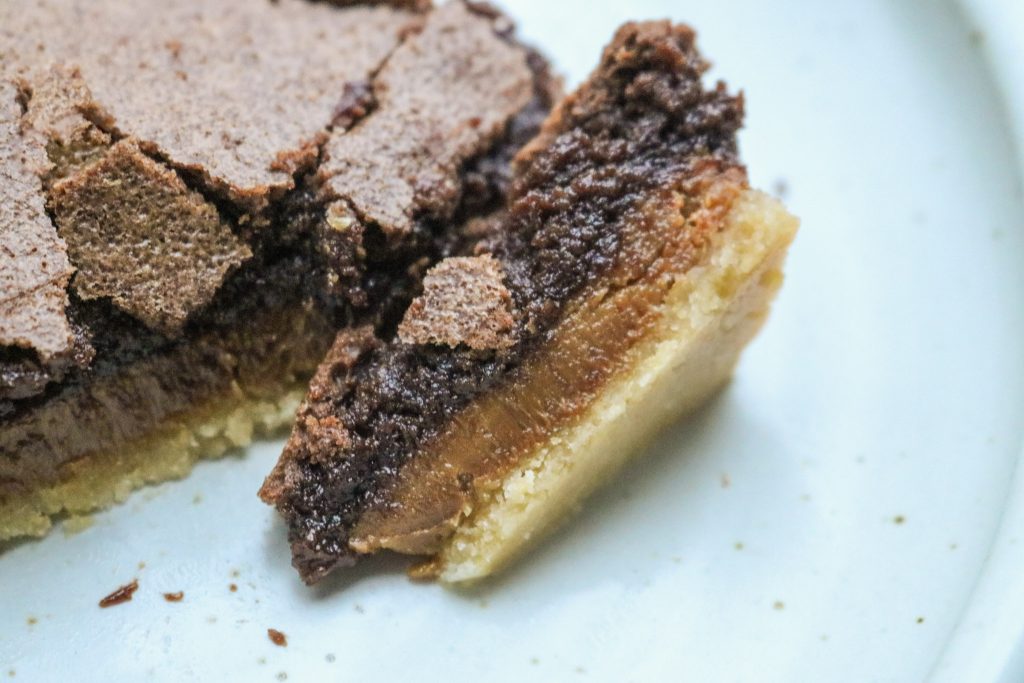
[435,188,797,581]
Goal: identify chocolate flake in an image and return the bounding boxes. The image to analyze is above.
[49,139,252,336]
[99,579,139,608]
[398,255,515,350]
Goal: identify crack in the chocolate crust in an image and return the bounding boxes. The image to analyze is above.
[292,8,552,331]
[13,81,30,117]
[66,16,413,236]
[6,86,65,313]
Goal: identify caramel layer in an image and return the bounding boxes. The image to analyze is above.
[349,170,745,554]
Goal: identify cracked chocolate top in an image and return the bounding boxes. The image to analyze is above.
[1,0,416,210]
[263,20,745,583]
[0,0,548,402]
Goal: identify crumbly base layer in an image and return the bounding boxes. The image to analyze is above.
[435,188,797,581]
[0,387,304,540]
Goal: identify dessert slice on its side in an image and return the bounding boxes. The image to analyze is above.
[260,21,798,583]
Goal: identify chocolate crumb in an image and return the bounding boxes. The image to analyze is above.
[99,579,139,608]
[163,591,184,603]
[268,628,288,647]
[229,583,238,592]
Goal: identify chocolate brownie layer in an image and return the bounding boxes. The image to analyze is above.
[261,21,746,583]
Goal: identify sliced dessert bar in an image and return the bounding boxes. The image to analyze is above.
[260,21,798,583]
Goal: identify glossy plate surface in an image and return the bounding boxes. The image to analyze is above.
[3,1,1023,680]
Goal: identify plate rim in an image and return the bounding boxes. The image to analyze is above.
[929,1,1024,680]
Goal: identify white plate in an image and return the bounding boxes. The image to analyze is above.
[3,1,1023,681]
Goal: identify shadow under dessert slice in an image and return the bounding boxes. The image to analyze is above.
[260,21,798,584]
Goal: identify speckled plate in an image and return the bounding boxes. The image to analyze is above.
[3,1,1024,681]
